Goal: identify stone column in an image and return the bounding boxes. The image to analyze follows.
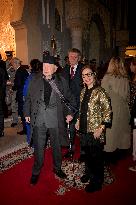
[11,20,28,65]
[65,0,88,51]
[71,27,82,51]
[66,18,85,51]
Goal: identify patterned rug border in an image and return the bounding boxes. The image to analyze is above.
[0,144,115,195]
[0,142,30,158]
[0,142,34,173]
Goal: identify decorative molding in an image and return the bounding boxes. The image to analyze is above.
[10,20,26,30]
[65,0,88,30]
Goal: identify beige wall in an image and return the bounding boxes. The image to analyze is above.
[15,25,28,65]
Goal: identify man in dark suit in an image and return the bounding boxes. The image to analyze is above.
[62,48,84,158]
[24,55,76,185]
[11,57,29,135]
[0,54,9,118]
[0,58,8,137]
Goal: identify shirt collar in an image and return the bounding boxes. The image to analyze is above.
[70,64,78,73]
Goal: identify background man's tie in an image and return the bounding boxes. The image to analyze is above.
[70,66,74,79]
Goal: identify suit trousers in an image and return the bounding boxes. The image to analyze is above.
[11,91,18,123]
[32,124,62,175]
[17,95,26,132]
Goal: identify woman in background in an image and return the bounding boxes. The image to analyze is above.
[101,56,131,163]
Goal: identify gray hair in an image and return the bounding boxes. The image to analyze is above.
[11,57,21,66]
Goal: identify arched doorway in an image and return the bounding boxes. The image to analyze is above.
[89,14,106,65]
[89,21,100,64]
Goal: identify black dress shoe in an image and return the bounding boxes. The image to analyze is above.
[17,130,26,135]
[11,123,17,127]
[30,174,39,185]
[64,151,74,158]
[85,182,102,193]
[80,174,90,183]
[78,154,86,162]
[54,169,67,179]
[0,132,4,137]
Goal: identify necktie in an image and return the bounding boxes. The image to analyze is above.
[70,66,74,79]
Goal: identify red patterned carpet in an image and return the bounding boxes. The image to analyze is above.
[0,141,136,205]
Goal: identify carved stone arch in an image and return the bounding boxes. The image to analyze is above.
[89,13,106,63]
[55,0,63,16]
[10,0,24,22]
[55,0,64,32]
[55,8,61,31]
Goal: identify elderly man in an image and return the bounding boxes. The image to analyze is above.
[24,55,76,185]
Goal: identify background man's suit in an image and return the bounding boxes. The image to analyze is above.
[62,63,84,149]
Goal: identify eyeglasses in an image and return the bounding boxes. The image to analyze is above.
[82,72,94,78]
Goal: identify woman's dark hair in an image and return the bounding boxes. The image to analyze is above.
[81,64,100,86]
[30,59,42,73]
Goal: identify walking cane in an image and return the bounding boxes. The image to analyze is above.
[67,122,76,187]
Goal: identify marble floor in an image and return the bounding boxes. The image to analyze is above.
[0,117,26,154]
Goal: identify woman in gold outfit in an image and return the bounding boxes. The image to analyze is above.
[75,65,112,193]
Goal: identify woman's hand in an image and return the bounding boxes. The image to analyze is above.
[75,120,79,130]
[93,125,105,139]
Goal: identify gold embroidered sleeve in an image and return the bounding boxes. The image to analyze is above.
[99,88,112,124]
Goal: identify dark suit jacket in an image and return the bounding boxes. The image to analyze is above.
[12,66,29,114]
[13,66,29,100]
[23,72,76,145]
[62,63,84,108]
[0,61,9,99]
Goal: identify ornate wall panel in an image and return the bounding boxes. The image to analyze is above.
[0,0,15,59]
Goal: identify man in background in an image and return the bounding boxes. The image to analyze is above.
[11,57,29,135]
[0,54,9,118]
[62,48,84,159]
[5,51,13,70]
[0,54,9,137]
